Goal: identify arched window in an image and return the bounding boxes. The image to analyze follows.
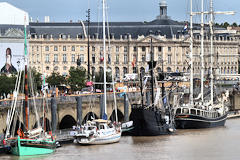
[115,67,120,78]
[140,67,145,76]
[123,67,128,76]
[167,67,171,73]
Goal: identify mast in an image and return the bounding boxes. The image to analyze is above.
[200,0,204,102]
[150,35,154,106]
[24,15,29,131]
[102,0,107,119]
[210,0,214,105]
[189,0,194,106]
[87,9,91,81]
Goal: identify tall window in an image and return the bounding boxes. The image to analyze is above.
[54,46,58,51]
[168,47,171,52]
[92,54,95,64]
[108,54,111,64]
[63,54,67,62]
[123,67,128,76]
[168,55,172,64]
[142,54,145,62]
[72,46,75,51]
[100,47,103,52]
[133,46,137,52]
[80,54,84,63]
[37,46,39,51]
[116,53,119,64]
[45,46,49,51]
[80,46,84,51]
[63,46,66,51]
[158,46,162,52]
[37,54,39,62]
[45,54,49,62]
[72,54,75,62]
[92,46,95,52]
[124,53,128,64]
[116,46,119,52]
[158,54,162,62]
[54,54,58,62]
[115,67,120,78]
[124,46,128,52]
[142,46,146,52]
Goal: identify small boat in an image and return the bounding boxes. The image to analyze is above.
[74,120,121,145]
[74,0,121,145]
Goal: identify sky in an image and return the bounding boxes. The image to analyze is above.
[0,0,239,24]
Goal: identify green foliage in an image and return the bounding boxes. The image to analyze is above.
[223,22,230,28]
[67,67,86,91]
[94,70,112,90]
[30,68,42,91]
[46,72,66,87]
[0,74,16,97]
[232,22,238,27]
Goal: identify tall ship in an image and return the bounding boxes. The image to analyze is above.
[3,16,56,156]
[129,34,177,136]
[174,0,233,129]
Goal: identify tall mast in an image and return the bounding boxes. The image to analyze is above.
[24,15,29,130]
[189,0,193,106]
[210,0,214,105]
[102,0,107,119]
[87,9,91,81]
[150,36,154,106]
[200,0,204,102]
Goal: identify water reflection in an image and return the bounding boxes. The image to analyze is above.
[1,119,240,160]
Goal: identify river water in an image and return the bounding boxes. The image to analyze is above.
[1,118,240,160]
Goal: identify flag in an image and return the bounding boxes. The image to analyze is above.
[184,24,188,32]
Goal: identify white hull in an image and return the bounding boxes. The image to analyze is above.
[76,132,121,145]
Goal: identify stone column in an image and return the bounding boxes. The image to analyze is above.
[51,98,57,133]
[124,94,129,122]
[146,91,150,106]
[76,96,82,126]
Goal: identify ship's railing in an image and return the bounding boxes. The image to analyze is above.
[176,107,220,119]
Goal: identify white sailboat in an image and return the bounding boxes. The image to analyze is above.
[73,0,121,145]
[174,0,233,129]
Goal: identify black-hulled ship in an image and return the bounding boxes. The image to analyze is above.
[128,33,176,136]
[174,0,230,129]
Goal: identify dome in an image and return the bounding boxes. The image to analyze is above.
[160,0,167,7]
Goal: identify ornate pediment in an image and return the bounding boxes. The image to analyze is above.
[4,28,24,38]
[137,35,166,42]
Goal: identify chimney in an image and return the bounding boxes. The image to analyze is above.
[44,16,50,23]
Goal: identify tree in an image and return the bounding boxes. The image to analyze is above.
[46,72,66,87]
[94,70,112,90]
[232,22,238,27]
[30,68,42,91]
[0,74,16,97]
[67,67,86,91]
[223,22,230,28]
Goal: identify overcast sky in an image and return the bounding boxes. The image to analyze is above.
[1,0,239,24]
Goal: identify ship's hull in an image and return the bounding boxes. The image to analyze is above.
[10,137,55,156]
[175,113,227,129]
[129,106,173,136]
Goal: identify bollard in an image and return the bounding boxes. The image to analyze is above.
[124,94,129,122]
[51,97,57,133]
[76,96,82,126]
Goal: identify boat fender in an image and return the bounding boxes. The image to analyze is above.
[2,139,6,145]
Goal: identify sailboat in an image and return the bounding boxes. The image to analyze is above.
[4,16,56,156]
[73,0,121,145]
[128,34,176,136]
[174,0,232,129]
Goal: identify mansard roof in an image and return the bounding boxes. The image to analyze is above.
[29,18,187,39]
